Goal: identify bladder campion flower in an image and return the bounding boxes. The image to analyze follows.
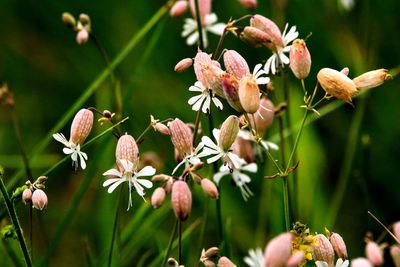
[32,189,48,210]
[244,248,264,267]
[188,81,223,113]
[289,39,312,80]
[171,180,192,221]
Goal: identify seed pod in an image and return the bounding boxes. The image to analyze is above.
[189,0,211,25]
[312,234,335,267]
[169,119,193,156]
[353,69,390,91]
[22,189,32,204]
[289,39,311,80]
[116,134,139,170]
[317,68,358,104]
[170,0,188,17]
[32,189,48,210]
[151,187,166,208]
[240,26,271,47]
[238,0,257,9]
[390,245,400,267]
[252,98,274,137]
[330,232,348,259]
[171,181,192,221]
[223,50,250,80]
[70,108,94,145]
[286,251,305,267]
[264,232,293,267]
[221,73,243,112]
[217,256,236,267]
[351,258,373,267]
[219,115,240,150]
[239,75,260,114]
[365,241,384,266]
[250,15,284,51]
[174,58,193,72]
[201,179,219,199]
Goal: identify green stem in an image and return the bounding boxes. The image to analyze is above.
[285,110,308,173]
[178,220,182,264]
[162,220,178,267]
[193,0,205,50]
[282,177,290,231]
[0,170,32,267]
[277,115,287,167]
[2,239,24,267]
[107,189,122,267]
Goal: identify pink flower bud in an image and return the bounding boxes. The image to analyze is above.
[241,26,271,47]
[219,115,240,150]
[76,29,89,45]
[169,119,193,156]
[353,69,391,91]
[115,134,139,170]
[217,256,236,267]
[263,232,293,267]
[312,234,335,267]
[22,188,32,204]
[250,15,284,51]
[341,67,350,76]
[289,39,311,80]
[390,245,400,267]
[154,122,171,135]
[393,221,400,242]
[174,58,193,72]
[317,68,358,104]
[170,0,189,17]
[252,98,274,137]
[203,259,216,267]
[189,0,211,25]
[238,0,257,9]
[221,73,243,112]
[151,187,166,208]
[70,108,93,145]
[286,251,305,267]
[351,258,373,267]
[201,179,219,199]
[194,51,225,97]
[365,241,384,266]
[239,75,260,114]
[231,137,255,163]
[171,181,192,221]
[330,232,348,259]
[223,50,250,80]
[32,189,48,210]
[204,247,219,258]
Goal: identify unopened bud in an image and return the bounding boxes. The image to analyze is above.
[390,245,400,267]
[151,187,166,208]
[286,251,305,267]
[238,0,257,9]
[317,68,358,104]
[115,134,139,169]
[253,98,274,137]
[312,234,335,267]
[171,181,192,221]
[22,189,32,204]
[201,179,219,199]
[289,39,311,80]
[351,258,373,267]
[223,50,250,79]
[264,232,293,267]
[194,51,225,97]
[204,247,219,258]
[353,69,391,91]
[79,13,90,26]
[76,29,89,45]
[250,15,284,51]
[231,137,255,163]
[155,122,171,135]
[152,174,171,182]
[341,67,350,76]
[330,232,348,259]
[241,26,271,47]
[217,256,236,267]
[70,108,94,145]
[219,115,240,150]
[239,75,260,114]
[170,0,189,17]
[190,172,203,184]
[366,241,384,266]
[32,189,48,210]
[221,73,243,112]
[189,0,211,25]
[169,119,193,156]
[62,12,76,28]
[393,221,400,241]
[174,58,193,72]
[203,260,216,267]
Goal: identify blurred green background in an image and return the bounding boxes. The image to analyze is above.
[0,0,399,266]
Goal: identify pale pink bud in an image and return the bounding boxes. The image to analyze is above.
[189,0,211,25]
[154,122,171,135]
[70,108,93,145]
[194,51,225,97]
[201,179,219,199]
[170,0,189,17]
[263,232,293,267]
[223,50,250,80]
[250,15,284,51]
[351,258,373,267]
[221,73,243,112]
[204,247,219,258]
[341,67,350,76]
[217,256,236,267]
[353,69,391,91]
[241,26,271,47]
[238,0,257,9]
[169,119,193,156]
[365,241,384,266]
[115,134,139,169]
[289,39,311,80]
[252,98,274,137]
[286,251,305,267]
[32,189,48,210]
[22,189,32,204]
[203,259,216,267]
[151,187,166,208]
[312,234,335,267]
[393,221,400,241]
[317,68,358,104]
[231,137,255,163]
[152,174,171,182]
[171,181,192,221]
[76,29,89,45]
[174,58,193,72]
[390,245,400,267]
[330,232,348,259]
[239,75,260,114]
[219,115,240,150]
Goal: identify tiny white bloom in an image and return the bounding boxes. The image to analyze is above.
[182,13,225,48]
[252,64,270,85]
[103,159,155,210]
[264,23,299,75]
[53,133,88,170]
[244,248,264,267]
[316,258,349,267]
[188,81,223,113]
[172,141,205,175]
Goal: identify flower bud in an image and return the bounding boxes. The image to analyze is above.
[263,232,293,267]
[217,256,236,267]
[390,245,400,267]
[174,58,193,72]
[70,108,93,145]
[32,189,48,210]
[62,12,76,28]
[252,98,274,137]
[22,189,32,204]
[204,247,219,258]
[221,73,243,112]
[286,251,305,267]
[239,75,260,114]
[194,51,225,97]
[289,39,311,80]
[203,260,216,267]
[353,69,391,91]
[169,119,193,156]
[152,174,171,182]
[189,0,211,25]
[365,241,384,266]
[240,26,271,47]
[393,221,400,241]
[76,29,89,45]
[219,115,240,150]
[223,50,250,80]
[231,137,255,163]
[151,187,166,208]
[330,232,348,259]
[312,234,335,267]
[116,134,139,169]
[238,0,257,9]
[201,179,219,199]
[250,15,284,51]
[171,181,192,221]
[154,122,171,135]
[79,13,90,26]
[351,258,373,267]
[341,67,350,76]
[170,0,189,17]
[317,68,358,104]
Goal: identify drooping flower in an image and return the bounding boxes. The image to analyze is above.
[188,81,223,113]
[244,248,264,267]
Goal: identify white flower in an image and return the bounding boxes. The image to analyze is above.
[237,130,279,151]
[316,258,349,267]
[103,159,155,210]
[244,248,264,267]
[182,13,225,48]
[172,141,205,175]
[53,133,88,170]
[252,64,270,85]
[264,23,299,75]
[188,81,223,113]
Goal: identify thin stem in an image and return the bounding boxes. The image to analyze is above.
[213,28,227,60]
[300,79,307,96]
[178,220,182,264]
[162,220,178,267]
[193,0,205,50]
[282,177,290,231]
[368,211,400,244]
[90,34,116,84]
[277,115,287,167]
[107,188,122,267]
[192,108,203,145]
[0,172,32,267]
[285,111,308,173]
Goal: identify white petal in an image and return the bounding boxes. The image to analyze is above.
[207,153,223,164]
[279,52,290,65]
[283,26,298,44]
[137,179,153,189]
[213,171,228,184]
[106,179,126,193]
[211,96,223,110]
[264,55,274,75]
[242,163,258,173]
[212,128,220,141]
[192,94,206,111]
[207,23,226,36]
[136,166,156,177]
[103,178,123,187]
[189,84,204,92]
[188,94,203,105]
[201,95,211,113]
[200,136,219,150]
[103,168,122,177]
[204,13,218,25]
[172,159,186,175]
[53,133,70,146]
[261,140,279,151]
[63,147,74,155]
[78,152,87,170]
[256,77,270,85]
[182,19,197,37]
[186,32,199,46]
[253,63,263,78]
[132,180,145,197]
[119,159,134,172]
[271,56,277,74]
[70,151,78,161]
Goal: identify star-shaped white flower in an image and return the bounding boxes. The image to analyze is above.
[252,64,270,85]
[103,159,155,210]
[182,13,225,48]
[244,248,264,267]
[264,23,299,75]
[316,258,349,267]
[53,133,88,170]
[188,81,223,113]
[172,141,205,175]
